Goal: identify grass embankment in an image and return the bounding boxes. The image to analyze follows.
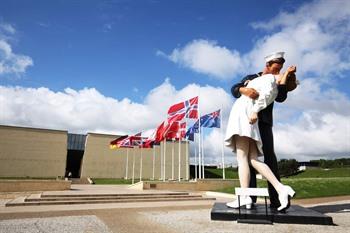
[213,167,350,199]
[91,178,133,185]
[205,168,238,179]
[216,177,350,199]
[290,167,350,178]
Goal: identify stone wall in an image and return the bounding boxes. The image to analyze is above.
[0,125,68,178]
[0,180,71,192]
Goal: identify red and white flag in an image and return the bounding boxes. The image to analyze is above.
[164,122,178,140]
[175,121,186,140]
[167,96,198,121]
[154,121,166,142]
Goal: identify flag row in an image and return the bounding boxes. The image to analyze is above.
[110,96,221,149]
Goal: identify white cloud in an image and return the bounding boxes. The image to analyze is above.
[1,76,349,165]
[276,111,350,154]
[160,39,244,80]
[246,0,350,77]
[161,0,350,81]
[156,0,350,164]
[0,79,233,137]
[0,23,16,34]
[269,76,350,161]
[0,23,33,76]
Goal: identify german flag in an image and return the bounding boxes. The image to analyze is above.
[109,135,129,149]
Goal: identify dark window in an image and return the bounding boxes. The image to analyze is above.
[67,134,86,151]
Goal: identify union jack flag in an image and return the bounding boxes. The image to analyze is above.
[110,132,143,149]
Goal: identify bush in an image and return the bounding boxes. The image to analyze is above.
[310,158,350,168]
[278,159,299,177]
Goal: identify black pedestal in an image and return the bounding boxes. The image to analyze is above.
[211,202,334,225]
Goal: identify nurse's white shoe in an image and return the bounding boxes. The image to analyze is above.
[226,196,252,209]
[278,185,295,212]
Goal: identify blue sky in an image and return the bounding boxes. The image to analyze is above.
[0,0,309,98]
[0,0,349,164]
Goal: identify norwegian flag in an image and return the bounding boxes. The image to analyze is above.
[167,96,198,121]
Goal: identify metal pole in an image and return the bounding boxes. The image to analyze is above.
[163,138,166,181]
[194,135,197,181]
[202,128,205,179]
[152,145,155,180]
[185,118,189,180]
[160,142,163,180]
[172,139,175,180]
[178,138,181,181]
[125,148,129,179]
[186,138,189,180]
[140,146,143,181]
[132,147,135,184]
[220,108,225,179]
[198,110,202,179]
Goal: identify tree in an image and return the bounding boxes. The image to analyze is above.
[278,159,299,177]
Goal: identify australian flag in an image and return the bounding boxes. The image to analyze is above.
[200,109,221,128]
[185,109,221,141]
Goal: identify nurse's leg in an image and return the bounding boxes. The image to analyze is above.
[248,139,283,193]
[235,136,251,189]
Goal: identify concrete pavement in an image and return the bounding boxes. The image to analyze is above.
[0,184,349,233]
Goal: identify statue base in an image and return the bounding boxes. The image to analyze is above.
[211,202,333,225]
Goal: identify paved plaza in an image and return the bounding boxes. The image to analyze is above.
[0,185,349,233]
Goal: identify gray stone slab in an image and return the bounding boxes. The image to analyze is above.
[0,215,111,233]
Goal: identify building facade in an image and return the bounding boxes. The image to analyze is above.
[0,125,189,180]
[0,125,67,178]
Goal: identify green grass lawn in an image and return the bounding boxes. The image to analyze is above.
[215,177,350,199]
[206,167,350,179]
[205,168,238,179]
[91,178,133,185]
[212,167,350,199]
[91,168,350,199]
[291,167,350,178]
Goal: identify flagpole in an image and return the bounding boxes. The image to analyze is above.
[132,147,135,184]
[178,138,181,181]
[201,127,205,179]
[186,138,189,180]
[198,106,202,179]
[172,139,175,180]
[125,148,129,180]
[140,146,143,181]
[152,145,155,180]
[220,108,225,180]
[163,138,166,181]
[194,135,197,181]
[185,118,189,180]
[160,141,163,180]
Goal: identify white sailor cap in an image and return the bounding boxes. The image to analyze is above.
[264,51,285,63]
